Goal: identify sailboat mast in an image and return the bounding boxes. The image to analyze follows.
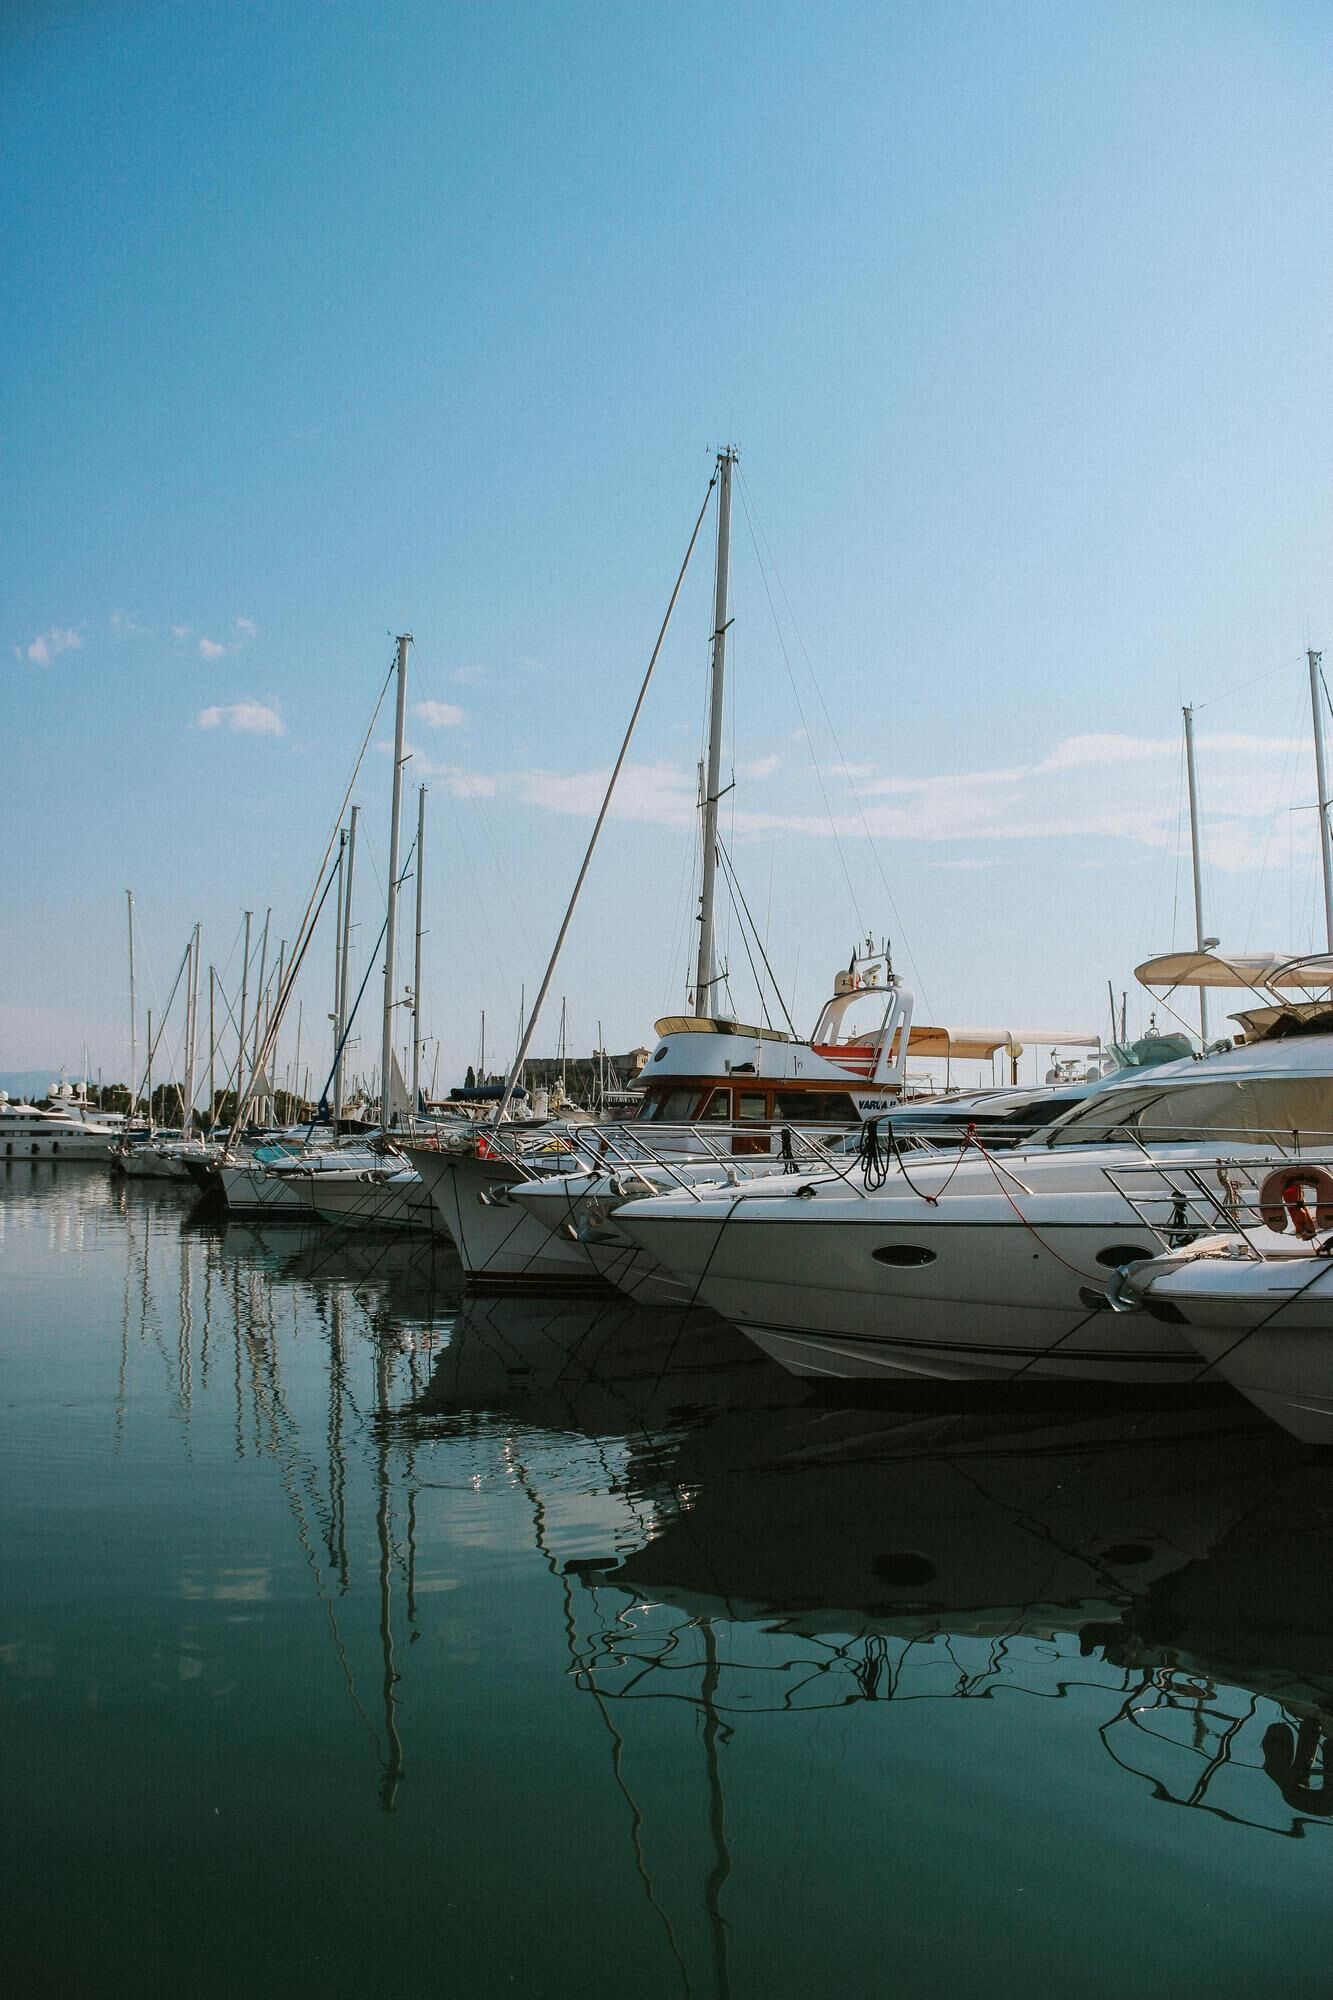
[381,634,411,1124]
[1309,648,1333,953]
[695,446,736,1011]
[126,889,137,1116]
[207,966,216,1132]
[332,829,346,1106]
[182,924,201,1138]
[237,909,252,1118]
[412,783,427,1113]
[1182,704,1209,1045]
[335,806,359,1123]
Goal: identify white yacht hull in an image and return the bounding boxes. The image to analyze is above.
[615,1149,1230,1382]
[219,1164,316,1221]
[1,1120,120,1163]
[403,1144,604,1288]
[310,1172,436,1234]
[1128,1249,1333,1444]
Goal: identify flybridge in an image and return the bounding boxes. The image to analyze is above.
[644,950,1101,1100]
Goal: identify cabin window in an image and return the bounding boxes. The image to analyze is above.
[1047,1076,1333,1148]
[700,1090,731,1121]
[737,1093,767,1121]
[637,1087,704,1123]
[773,1091,859,1122]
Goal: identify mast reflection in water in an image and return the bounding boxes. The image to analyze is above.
[2,1167,1331,1999]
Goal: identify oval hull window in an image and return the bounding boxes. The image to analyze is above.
[1094,1245,1154,1268]
[872,1244,937,1267]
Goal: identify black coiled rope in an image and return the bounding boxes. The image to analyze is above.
[857,1116,891,1190]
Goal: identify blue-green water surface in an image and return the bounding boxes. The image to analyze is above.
[2,1168,1331,1997]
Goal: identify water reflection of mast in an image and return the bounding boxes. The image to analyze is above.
[512,1453,694,2000]
[327,1284,350,1592]
[177,1226,193,1421]
[699,1621,732,2000]
[375,1338,406,1811]
[231,1262,384,1784]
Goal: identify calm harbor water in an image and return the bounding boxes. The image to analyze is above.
[3,1167,1332,1998]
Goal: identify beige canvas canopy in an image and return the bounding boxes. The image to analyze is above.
[1229,1000,1333,1037]
[1136,951,1333,992]
[907,1025,1100,1061]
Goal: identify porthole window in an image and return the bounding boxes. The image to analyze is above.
[872,1244,937,1267]
[1094,1245,1153,1268]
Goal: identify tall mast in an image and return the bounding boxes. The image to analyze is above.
[146,1008,153,1131]
[182,923,201,1138]
[237,909,252,1118]
[695,446,736,1011]
[1183,704,1209,1045]
[411,783,427,1113]
[332,828,346,1107]
[335,805,359,1123]
[1309,648,1333,953]
[381,634,411,1124]
[272,939,287,1107]
[251,908,271,1091]
[207,966,216,1132]
[126,889,137,1117]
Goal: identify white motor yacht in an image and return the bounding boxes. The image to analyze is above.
[507,1074,1110,1306]
[0,1088,125,1163]
[612,1032,1333,1384]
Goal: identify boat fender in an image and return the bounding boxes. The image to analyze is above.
[1258,1165,1333,1239]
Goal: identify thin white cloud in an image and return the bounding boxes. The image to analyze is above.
[449,664,488,686]
[109,610,148,636]
[234,616,257,638]
[446,768,499,798]
[413,699,465,728]
[197,701,284,737]
[444,730,1313,875]
[737,754,781,780]
[20,626,81,666]
[171,623,193,640]
[199,637,226,660]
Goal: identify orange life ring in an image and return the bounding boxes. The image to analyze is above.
[1258,1165,1333,1239]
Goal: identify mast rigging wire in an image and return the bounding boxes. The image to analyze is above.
[494,468,721,1125]
[735,463,934,1016]
[715,838,798,1036]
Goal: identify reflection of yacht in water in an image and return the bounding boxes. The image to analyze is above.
[565,1397,1333,1839]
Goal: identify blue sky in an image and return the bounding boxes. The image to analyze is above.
[5,1,1333,1091]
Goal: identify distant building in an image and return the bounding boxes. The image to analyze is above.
[479,1046,651,1108]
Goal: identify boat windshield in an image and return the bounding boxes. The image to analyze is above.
[1044,1074,1333,1147]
